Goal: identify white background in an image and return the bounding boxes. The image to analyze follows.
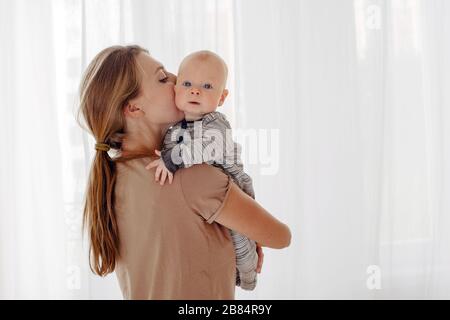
[0,0,449,299]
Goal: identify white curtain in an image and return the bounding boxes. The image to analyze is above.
[1,0,449,299]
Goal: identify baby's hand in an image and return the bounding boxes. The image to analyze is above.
[145,150,173,185]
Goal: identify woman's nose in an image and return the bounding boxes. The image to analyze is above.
[190,88,200,95]
[168,72,176,84]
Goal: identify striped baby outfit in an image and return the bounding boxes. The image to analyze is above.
[161,111,258,290]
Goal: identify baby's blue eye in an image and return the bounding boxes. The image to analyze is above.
[203,83,213,89]
[182,81,191,87]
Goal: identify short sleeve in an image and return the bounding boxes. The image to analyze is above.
[179,164,232,224]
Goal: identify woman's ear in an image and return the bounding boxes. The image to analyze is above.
[123,103,144,118]
[218,89,229,107]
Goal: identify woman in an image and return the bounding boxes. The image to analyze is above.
[78,45,291,299]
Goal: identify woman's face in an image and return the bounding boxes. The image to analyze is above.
[131,52,184,126]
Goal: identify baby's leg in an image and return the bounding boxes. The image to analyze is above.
[229,229,258,291]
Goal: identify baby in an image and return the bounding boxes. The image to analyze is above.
[147,50,258,290]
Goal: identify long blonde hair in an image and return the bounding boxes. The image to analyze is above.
[77,45,151,276]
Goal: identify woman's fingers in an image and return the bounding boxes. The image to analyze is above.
[168,172,173,184]
[256,242,264,273]
[155,149,161,157]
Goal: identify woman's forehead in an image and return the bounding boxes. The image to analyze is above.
[136,53,162,77]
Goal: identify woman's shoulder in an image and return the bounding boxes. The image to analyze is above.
[114,157,156,194]
[179,164,231,198]
[116,157,151,178]
[115,160,232,223]
[178,164,232,224]
[179,163,227,181]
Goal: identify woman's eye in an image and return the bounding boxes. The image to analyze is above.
[159,77,169,83]
[182,81,192,87]
[203,83,213,89]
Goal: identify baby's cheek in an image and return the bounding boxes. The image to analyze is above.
[174,91,186,108]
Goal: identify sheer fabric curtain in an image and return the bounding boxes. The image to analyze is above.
[0,0,449,299]
[236,0,450,299]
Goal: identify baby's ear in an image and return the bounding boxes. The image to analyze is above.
[218,89,229,106]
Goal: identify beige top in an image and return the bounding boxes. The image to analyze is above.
[114,158,236,299]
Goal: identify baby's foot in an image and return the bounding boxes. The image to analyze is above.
[239,273,257,291]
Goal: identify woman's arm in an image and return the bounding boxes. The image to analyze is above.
[215,183,291,249]
[179,164,291,249]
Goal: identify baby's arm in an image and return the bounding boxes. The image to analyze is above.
[146,113,250,187]
[145,123,186,185]
[200,112,233,165]
[203,113,255,199]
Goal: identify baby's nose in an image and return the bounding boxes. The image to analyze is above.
[190,88,200,95]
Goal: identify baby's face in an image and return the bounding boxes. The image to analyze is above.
[174,54,228,120]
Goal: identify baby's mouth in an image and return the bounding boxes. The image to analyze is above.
[188,101,200,105]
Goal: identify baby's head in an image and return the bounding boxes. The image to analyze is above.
[175,50,229,121]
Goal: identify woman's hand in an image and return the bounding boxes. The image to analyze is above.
[145,150,173,185]
[256,242,264,273]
